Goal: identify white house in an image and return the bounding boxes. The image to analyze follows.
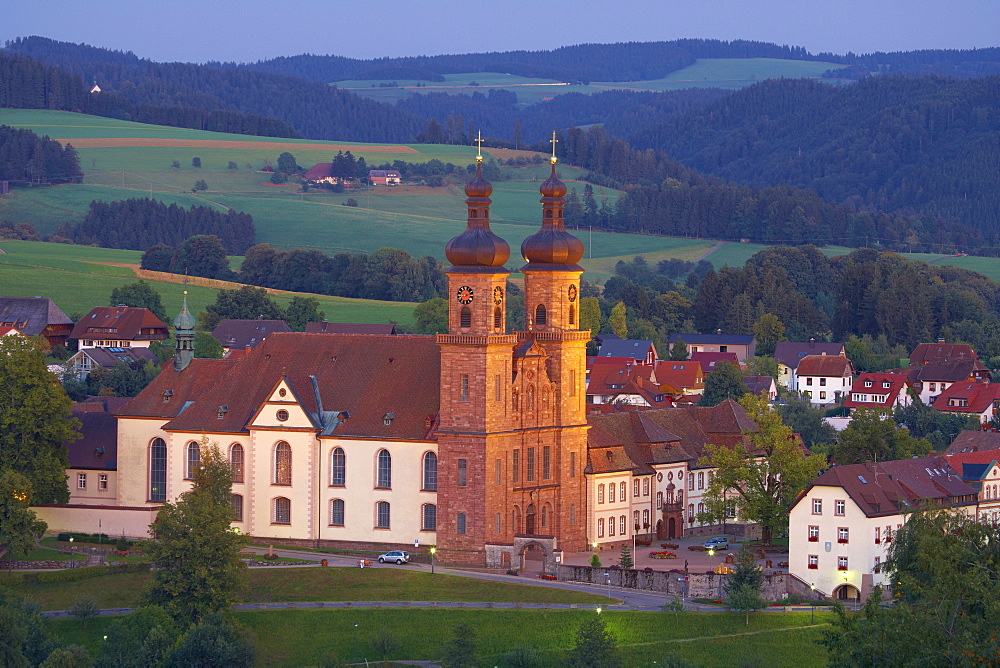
[795,355,854,406]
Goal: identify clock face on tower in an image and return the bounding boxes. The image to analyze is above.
[568,284,578,302]
[493,286,504,305]
[456,286,475,304]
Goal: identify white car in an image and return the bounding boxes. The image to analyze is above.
[377,550,410,564]
[703,537,729,551]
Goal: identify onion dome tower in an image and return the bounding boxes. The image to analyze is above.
[442,132,511,335]
[520,132,585,333]
[173,290,195,371]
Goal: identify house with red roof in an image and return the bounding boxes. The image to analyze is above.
[306,321,397,335]
[789,457,978,603]
[653,359,705,399]
[586,360,670,408]
[775,340,845,389]
[690,351,739,374]
[70,306,168,349]
[909,341,978,366]
[302,162,343,184]
[943,450,1000,524]
[932,381,1000,425]
[796,355,855,406]
[944,430,1000,455]
[842,372,911,413]
[908,358,991,406]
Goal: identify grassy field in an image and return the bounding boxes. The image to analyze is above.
[0,241,417,325]
[46,608,832,666]
[1,567,603,611]
[334,58,849,105]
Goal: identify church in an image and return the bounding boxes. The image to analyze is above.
[45,144,758,570]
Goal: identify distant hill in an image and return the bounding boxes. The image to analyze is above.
[629,75,1000,236]
[2,37,426,143]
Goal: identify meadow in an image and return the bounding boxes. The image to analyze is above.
[46,607,832,666]
[335,58,849,104]
[0,241,416,325]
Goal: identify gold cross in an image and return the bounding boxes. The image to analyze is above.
[549,131,558,164]
[475,130,484,162]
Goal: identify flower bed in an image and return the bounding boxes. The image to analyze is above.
[539,574,558,580]
[648,551,677,559]
[660,543,679,549]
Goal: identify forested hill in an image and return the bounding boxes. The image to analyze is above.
[230,39,843,84]
[2,37,426,143]
[630,75,1000,235]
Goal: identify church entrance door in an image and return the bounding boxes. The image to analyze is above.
[668,517,677,539]
[525,504,536,535]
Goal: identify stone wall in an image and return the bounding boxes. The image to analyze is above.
[0,560,74,570]
[558,565,823,601]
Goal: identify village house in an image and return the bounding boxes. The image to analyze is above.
[932,381,1000,425]
[594,335,657,365]
[944,429,1000,455]
[652,359,705,400]
[70,306,168,349]
[585,360,669,409]
[743,374,778,400]
[368,169,402,186]
[841,372,911,413]
[0,296,74,347]
[211,318,291,356]
[302,163,343,184]
[795,354,855,406]
[908,341,979,366]
[908,358,991,406]
[66,346,160,380]
[789,458,978,603]
[943,451,1000,525]
[689,351,740,375]
[774,340,845,390]
[667,332,756,363]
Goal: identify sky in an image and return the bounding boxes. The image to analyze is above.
[3,0,999,64]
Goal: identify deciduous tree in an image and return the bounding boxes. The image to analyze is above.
[700,393,827,544]
[141,441,248,622]
[413,297,448,334]
[608,301,627,338]
[0,471,47,565]
[0,336,78,503]
[565,616,620,667]
[698,362,749,407]
[109,281,167,322]
[285,296,324,332]
[834,408,932,465]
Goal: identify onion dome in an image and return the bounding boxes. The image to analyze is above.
[520,162,584,266]
[445,161,510,267]
[173,294,195,331]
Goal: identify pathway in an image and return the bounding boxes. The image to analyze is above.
[694,241,725,263]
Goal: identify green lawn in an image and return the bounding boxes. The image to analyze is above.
[47,608,832,666]
[0,241,417,325]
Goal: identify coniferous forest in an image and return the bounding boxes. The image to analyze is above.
[70,199,255,254]
[0,125,82,183]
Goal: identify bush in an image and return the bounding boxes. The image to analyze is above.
[116,536,130,551]
[68,595,100,623]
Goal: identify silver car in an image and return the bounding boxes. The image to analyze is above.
[377,550,410,564]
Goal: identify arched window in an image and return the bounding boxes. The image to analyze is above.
[535,304,547,326]
[422,503,437,530]
[541,505,548,528]
[525,504,536,534]
[376,501,390,528]
[569,304,576,326]
[512,506,521,534]
[150,438,167,502]
[598,484,605,504]
[274,441,292,485]
[232,494,243,522]
[330,498,345,526]
[273,497,291,524]
[377,449,392,488]
[185,441,200,480]
[460,306,472,328]
[230,443,244,483]
[423,452,438,491]
[331,447,346,486]
[494,307,502,330]
[619,481,627,502]
[457,513,467,535]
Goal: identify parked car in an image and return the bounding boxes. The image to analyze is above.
[703,537,729,551]
[377,550,410,564]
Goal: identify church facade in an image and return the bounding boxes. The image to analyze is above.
[44,148,762,569]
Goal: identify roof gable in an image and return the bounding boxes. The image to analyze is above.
[774,341,845,369]
[797,354,854,377]
[0,296,72,335]
[71,307,168,342]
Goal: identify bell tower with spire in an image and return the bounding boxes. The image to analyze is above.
[173,290,195,371]
[436,136,519,564]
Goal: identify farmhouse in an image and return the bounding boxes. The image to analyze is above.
[667,332,756,363]
[303,163,343,184]
[0,296,74,347]
[368,169,401,185]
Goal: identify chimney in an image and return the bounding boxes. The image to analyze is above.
[938,338,945,344]
[716,328,722,337]
[809,337,815,349]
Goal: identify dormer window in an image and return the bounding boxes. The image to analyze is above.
[383,412,395,426]
[162,389,174,403]
[883,382,891,389]
[864,381,872,388]
[217,405,228,420]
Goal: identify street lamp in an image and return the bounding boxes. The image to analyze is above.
[596,607,602,614]
[810,583,816,623]
[430,547,436,575]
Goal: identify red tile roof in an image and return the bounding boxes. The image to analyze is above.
[796,354,854,377]
[933,381,1000,415]
[909,342,978,366]
[774,341,845,369]
[305,322,397,335]
[653,360,703,393]
[944,430,1000,455]
[842,372,910,409]
[158,333,441,441]
[690,351,739,373]
[71,307,168,343]
[303,163,335,180]
[802,458,977,518]
[911,358,990,383]
[117,358,241,419]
